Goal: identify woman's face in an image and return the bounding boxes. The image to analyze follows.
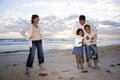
[78,31,83,36]
[33,17,39,24]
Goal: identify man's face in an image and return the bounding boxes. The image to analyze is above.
[79,20,85,25]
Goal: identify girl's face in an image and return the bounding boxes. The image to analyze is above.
[85,27,90,33]
[78,31,83,36]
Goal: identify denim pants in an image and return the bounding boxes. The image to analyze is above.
[89,44,99,62]
[26,40,44,68]
[85,44,91,63]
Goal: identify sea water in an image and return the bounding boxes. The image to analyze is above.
[0,38,120,54]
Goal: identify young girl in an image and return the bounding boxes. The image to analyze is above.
[84,24,99,68]
[72,28,84,70]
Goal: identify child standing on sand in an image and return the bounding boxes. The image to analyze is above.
[72,28,84,70]
[84,24,99,68]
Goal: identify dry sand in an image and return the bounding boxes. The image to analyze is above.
[0,45,120,80]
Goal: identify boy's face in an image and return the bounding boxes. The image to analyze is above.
[85,27,90,33]
[79,20,85,25]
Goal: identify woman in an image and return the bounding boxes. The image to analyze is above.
[21,14,45,72]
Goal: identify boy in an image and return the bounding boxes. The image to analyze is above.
[84,24,99,68]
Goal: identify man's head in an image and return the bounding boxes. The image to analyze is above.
[79,15,86,25]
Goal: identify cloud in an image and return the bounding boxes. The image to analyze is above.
[0,0,120,38]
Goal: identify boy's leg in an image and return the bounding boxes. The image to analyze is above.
[89,44,99,67]
[85,44,92,65]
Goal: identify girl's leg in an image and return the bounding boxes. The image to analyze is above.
[75,55,79,68]
[79,56,84,70]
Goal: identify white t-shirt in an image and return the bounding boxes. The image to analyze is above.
[84,32,96,46]
[74,35,83,47]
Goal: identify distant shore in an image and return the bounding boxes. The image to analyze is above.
[0,44,120,80]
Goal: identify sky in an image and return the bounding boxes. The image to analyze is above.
[0,0,120,38]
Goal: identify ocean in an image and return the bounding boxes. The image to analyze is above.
[0,38,120,54]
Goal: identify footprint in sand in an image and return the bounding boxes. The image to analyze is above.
[116,63,120,66]
[81,70,89,73]
[110,63,120,67]
[58,76,63,79]
[38,73,48,77]
[110,64,115,67]
[51,71,59,76]
[70,77,76,80]
[105,70,111,74]
[62,69,70,72]
[5,64,19,69]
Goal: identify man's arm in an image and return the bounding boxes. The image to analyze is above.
[89,22,97,39]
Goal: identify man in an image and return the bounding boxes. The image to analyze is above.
[74,15,98,67]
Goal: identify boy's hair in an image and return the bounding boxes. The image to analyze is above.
[76,28,84,37]
[84,24,91,30]
[79,15,86,21]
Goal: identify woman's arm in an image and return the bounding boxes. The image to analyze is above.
[20,25,30,40]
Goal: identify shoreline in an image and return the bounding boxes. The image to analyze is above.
[0,44,120,54]
[0,44,120,80]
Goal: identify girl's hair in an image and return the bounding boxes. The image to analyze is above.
[31,14,39,23]
[84,24,91,30]
[76,28,84,37]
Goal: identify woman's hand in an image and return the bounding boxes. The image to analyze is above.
[29,36,32,40]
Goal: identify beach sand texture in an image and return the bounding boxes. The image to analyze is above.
[0,45,120,80]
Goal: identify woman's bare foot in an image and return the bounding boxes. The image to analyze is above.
[25,67,29,75]
[40,65,46,71]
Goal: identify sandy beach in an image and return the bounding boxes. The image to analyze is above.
[0,44,120,80]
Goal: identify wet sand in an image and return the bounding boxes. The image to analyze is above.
[0,45,120,80]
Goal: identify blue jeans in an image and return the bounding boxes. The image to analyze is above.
[26,40,44,68]
[89,44,99,62]
[85,44,99,62]
[85,44,91,63]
